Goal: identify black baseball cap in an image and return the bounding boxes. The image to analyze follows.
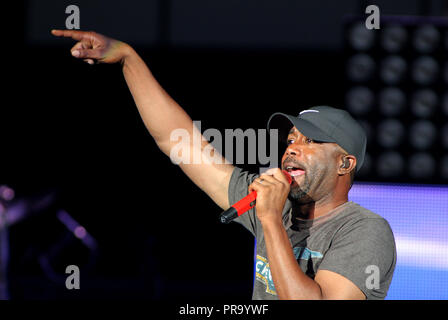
[267,106,367,172]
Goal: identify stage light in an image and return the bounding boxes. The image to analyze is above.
[408,152,435,179]
[74,226,87,239]
[0,186,14,201]
[381,25,408,52]
[379,87,406,116]
[57,210,97,250]
[413,25,440,53]
[380,55,407,85]
[411,89,438,118]
[344,18,446,183]
[346,86,374,115]
[412,56,439,85]
[347,54,376,82]
[349,21,375,51]
[409,120,437,150]
[377,151,404,177]
[377,119,405,148]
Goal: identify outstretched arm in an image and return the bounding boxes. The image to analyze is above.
[52,29,234,209]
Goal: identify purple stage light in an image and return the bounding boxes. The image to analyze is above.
[349,182,448,299]
[57,210,97,250]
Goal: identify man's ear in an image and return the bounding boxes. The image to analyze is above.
[338,155,357,175]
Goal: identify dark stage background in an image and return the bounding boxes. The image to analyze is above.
[3,0,447,299]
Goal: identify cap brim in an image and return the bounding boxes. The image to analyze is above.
[267,112,336,144]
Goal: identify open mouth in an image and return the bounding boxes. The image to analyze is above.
[284,164,306,177]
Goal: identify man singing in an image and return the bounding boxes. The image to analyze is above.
[52,29,396,300]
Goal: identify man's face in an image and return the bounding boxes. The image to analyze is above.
[281,126,342,204]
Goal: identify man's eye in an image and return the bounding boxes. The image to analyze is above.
[287,139,294,145]
[305,138,313,144]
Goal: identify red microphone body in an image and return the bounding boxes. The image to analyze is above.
[220,170,292,224]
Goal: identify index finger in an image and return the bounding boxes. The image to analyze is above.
[262,168,279,176]
[51,29,88,41]
[262,168,292,185]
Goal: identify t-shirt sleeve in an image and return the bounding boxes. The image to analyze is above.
[227,166,260,237]
[317,218,397,300]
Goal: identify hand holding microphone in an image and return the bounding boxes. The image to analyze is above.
[220,169,292,224]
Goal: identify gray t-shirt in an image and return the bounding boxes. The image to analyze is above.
[228,167,397,300]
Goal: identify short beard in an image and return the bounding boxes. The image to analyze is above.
[287,178,313,204]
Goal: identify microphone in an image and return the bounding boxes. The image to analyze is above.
[220,170,292,224]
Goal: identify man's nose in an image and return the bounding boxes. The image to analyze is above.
[286,144,301,156]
